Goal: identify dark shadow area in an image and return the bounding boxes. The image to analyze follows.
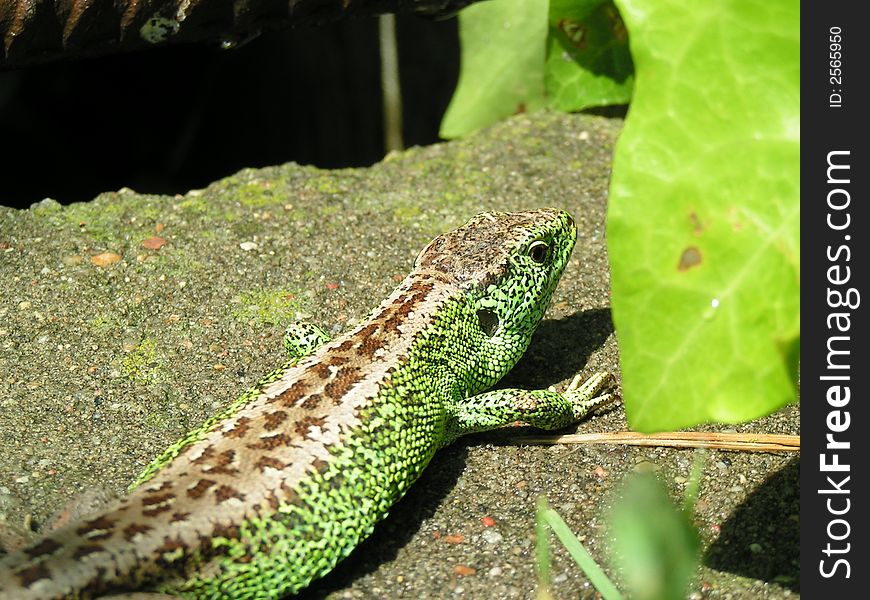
[299,444,470,598]
[705,456,800,592]
[0,15,458,208]
[501,307,615,390]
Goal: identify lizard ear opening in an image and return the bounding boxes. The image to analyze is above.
[477,308,500,337]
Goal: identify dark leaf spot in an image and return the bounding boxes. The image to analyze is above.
[678,246,703,271]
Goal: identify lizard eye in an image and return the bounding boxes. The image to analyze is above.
[528,240,551,264]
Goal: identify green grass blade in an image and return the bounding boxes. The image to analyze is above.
[539,498,625,600]
[535,496,554,600]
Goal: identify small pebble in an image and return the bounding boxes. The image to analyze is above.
[633,460,660,473]
[91,252,122,267]
[142,236,167,250]
[240,241,258,251]
[453,565,476,577]
[482,529,503,545]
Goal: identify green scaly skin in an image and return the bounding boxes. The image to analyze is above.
[0,209,615,599]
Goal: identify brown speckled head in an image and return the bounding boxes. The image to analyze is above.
[416,209,575,289]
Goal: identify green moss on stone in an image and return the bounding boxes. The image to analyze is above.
[231,289,304,326]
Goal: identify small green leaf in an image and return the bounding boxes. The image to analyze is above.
[608,474,700,600]
[545,0,634,110]
[607,0,799,431]
[440,0,549,139]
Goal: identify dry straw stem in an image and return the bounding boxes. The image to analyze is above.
[513,431,799,453]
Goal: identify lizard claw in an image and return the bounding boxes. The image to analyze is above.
[564,372,619,420]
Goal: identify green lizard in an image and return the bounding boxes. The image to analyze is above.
[0,208,616,599]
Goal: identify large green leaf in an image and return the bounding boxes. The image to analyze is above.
[607,0,799,431]
[440,0,549,139]
[545,0,634,110]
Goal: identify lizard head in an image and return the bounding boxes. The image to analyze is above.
[416,208,577,386]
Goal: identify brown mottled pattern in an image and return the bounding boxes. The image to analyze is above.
[75,516,116,537]
[311,363,332,379]
[255,455,287,472]
[71,545,104,560]
[186,479,216,500]
[223,415,253,439]
[140,493,175,508]
[269,380,308,407]
[22,540,61,561]
[190,446,216,465]
[214,485,245,503]
[418,211,547,288]
[246,432,294,450]
[0,209,570,599]
[122,523,153,542]
[142,504,174,518]
[199,449,239,475]
[311,458,330,473]
[328,354,350,367]
[300,394,323,409]
[263,410,289,430]
[170,512,191,523]
[13,565,50,588]
[324,366,362,399]
[294,415,327,438]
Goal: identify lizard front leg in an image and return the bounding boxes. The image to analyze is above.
[444,372,617,444]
